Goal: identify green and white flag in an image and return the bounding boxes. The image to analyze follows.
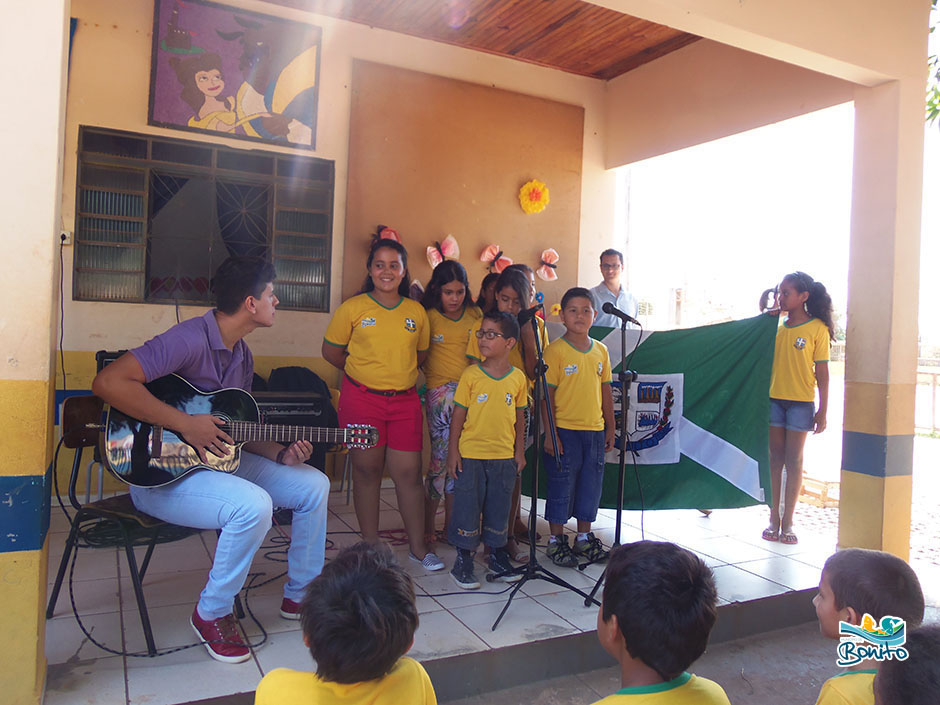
[524,314,776,510]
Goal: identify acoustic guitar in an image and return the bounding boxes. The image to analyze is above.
[103,374,376,488]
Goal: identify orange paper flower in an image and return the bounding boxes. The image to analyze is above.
[519,179,550,214]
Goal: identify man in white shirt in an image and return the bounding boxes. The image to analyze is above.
[590,249,638,330]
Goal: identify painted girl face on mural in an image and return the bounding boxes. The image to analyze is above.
[195,69,224,97]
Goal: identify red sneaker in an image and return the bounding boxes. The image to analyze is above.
[280,597,302,620]
[190,607,250,663]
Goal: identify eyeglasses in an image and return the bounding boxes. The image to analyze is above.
[600,263,622,270]
[475,330,507,340]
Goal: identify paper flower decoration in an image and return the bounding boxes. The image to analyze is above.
[550,303,562,317]
[480,244,513,273]
[519,180,550,214]
[426,234,461,269]
[372,225,401,245]
[536,248,559,281]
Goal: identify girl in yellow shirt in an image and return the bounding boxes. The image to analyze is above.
[761,271,834,546]
[419,261,480,544]
[322,239,443,571]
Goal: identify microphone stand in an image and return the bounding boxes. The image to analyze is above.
[584,316,637,605]
[487,306,600,630]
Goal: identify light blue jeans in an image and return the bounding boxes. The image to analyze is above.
[130,452,330,619]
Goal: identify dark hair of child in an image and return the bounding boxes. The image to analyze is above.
[783,271,836,341]
[420,260,473,312]
[210,256,276,315]
[600,248,624,264]
[300,542,418,684]
[363,238,411,297]
[822,548,925,626]
[476,272,499,309]
[561,286,594,311]
[601,541,718,681]
[874,624,940,705]
[505,262,534,277]
[483,310,520,342]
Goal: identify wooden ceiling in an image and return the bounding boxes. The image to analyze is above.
[264,0,700,80]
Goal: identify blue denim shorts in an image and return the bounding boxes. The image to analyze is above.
[769,398,815,432]
[543,428,606,524]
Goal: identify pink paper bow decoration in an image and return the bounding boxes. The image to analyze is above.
[536,248,559,282]
[426,234,461,269]
[480,244,513,274]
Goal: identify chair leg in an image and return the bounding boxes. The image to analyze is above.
[46,519,82,619]
[138,536,158,581]
[344,455,352,505]
[120,524,157,656]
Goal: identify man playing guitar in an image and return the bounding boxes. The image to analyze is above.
[93,256,330,664]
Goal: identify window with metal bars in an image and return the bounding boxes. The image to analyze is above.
[73,126,333,311]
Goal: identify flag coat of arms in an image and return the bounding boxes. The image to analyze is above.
[524,314,776,510]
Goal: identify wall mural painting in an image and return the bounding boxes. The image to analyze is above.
[149,0,322,149]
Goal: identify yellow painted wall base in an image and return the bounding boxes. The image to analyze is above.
[0,548,48,705]
[838,470,912,559]
[0,380,54,475]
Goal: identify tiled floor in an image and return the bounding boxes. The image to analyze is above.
[43,487,832,705]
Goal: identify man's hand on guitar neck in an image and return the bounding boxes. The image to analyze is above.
[178,414,236,464]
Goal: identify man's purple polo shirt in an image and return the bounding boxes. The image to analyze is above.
[131,310,254,392]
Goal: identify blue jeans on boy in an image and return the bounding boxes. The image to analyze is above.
[130,452,330,619]
[543,428,606,524]
[448,457,517,550]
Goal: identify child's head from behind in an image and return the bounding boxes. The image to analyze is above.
[873,624,940,705]
[300,542,418,684]
[477,311,518,360]
[560,287,596,335]
[814,548,924,640]
[599,541,718,681]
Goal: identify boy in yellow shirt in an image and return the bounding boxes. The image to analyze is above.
[446,311,528,589]
[542,287,615,567]
[813,548,925,705]
[254,542,437,705]
[592,541,730,704]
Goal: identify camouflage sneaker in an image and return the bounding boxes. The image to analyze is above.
[573,532,609,563]
[546,535,579,568]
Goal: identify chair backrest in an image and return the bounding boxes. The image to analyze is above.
[61,395,105,510]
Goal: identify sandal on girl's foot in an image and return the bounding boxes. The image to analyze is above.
[514,529,542,544]
[506,537,530,564]
[779,530,798,545]
[761,526,780,542]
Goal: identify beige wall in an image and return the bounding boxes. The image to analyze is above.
[590,0,929,85]
[605,39,856,168]
[61,0,613,366]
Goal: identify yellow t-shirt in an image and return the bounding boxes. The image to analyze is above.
[592,673,730,704]
[769,317,830,402]
[814,670,876,705]
[424,306,482,389]
[545,336,612,431]
[324,293,430,391]
[254,657,437,705]
[466,316,550,389]
[454,364,528,459]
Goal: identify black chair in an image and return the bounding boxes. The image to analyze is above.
[46,395,197,656]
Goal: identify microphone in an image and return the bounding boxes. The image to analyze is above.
[602,302,640,326]
[518,303,543,324]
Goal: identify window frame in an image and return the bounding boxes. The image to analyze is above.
[73,125,334,312]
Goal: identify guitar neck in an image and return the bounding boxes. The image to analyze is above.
[224,421,348,445]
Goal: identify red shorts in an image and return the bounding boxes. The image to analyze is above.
[337,376,423,452]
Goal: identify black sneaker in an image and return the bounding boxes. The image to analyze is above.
[451,549,480,590]
[487,547,522,583]
[573,532,609,563]
[546,534,579,568]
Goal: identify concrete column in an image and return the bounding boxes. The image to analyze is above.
[839,79,924,558]
[0,2,70,704]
